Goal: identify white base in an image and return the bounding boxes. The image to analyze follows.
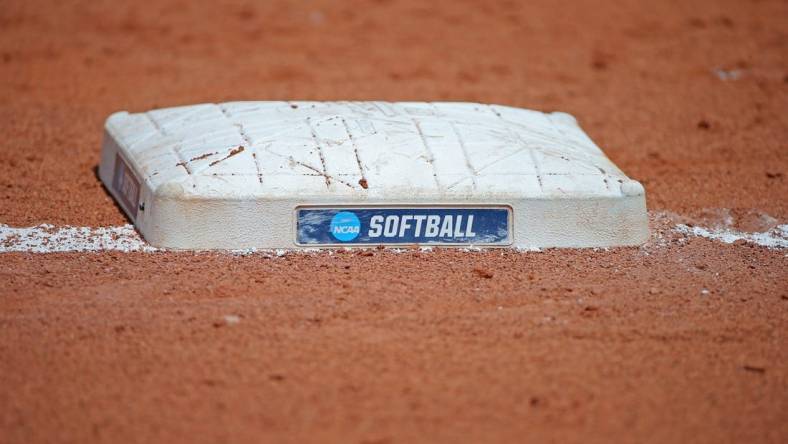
[98,101,648,250]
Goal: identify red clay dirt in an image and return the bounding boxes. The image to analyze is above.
[1,0,787,443]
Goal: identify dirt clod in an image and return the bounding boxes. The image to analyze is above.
[472,268,494,279]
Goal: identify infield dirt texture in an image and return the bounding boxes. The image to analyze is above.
[1,0,787,443]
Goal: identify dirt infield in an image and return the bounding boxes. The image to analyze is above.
[1,0,786,442]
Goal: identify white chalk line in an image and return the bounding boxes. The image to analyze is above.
[1,217,786,254]
[0,224,156,253]
[674,224,788,249]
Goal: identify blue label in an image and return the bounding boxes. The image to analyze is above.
[296,207,511,245]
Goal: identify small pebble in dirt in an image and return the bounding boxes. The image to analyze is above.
[713,68,741,81]
[223,315,241,325]
[473,268,494,279]
[697,120,710,130]
[649,287,660,295]
[700,288,710,296]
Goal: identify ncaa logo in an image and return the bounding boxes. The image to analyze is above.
[330,211,361,242]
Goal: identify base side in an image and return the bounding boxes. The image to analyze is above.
[98,133,140,225]
[134,194,648,250]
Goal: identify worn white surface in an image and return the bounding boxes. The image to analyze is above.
[98,101,649,249]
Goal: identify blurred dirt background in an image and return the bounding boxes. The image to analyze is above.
[1,0,786,443]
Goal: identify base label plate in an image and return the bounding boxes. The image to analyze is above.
[296,207,511,246]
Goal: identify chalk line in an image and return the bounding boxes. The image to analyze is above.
[1,218,786,253]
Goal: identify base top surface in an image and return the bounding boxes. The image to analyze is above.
[105,101,639,201]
